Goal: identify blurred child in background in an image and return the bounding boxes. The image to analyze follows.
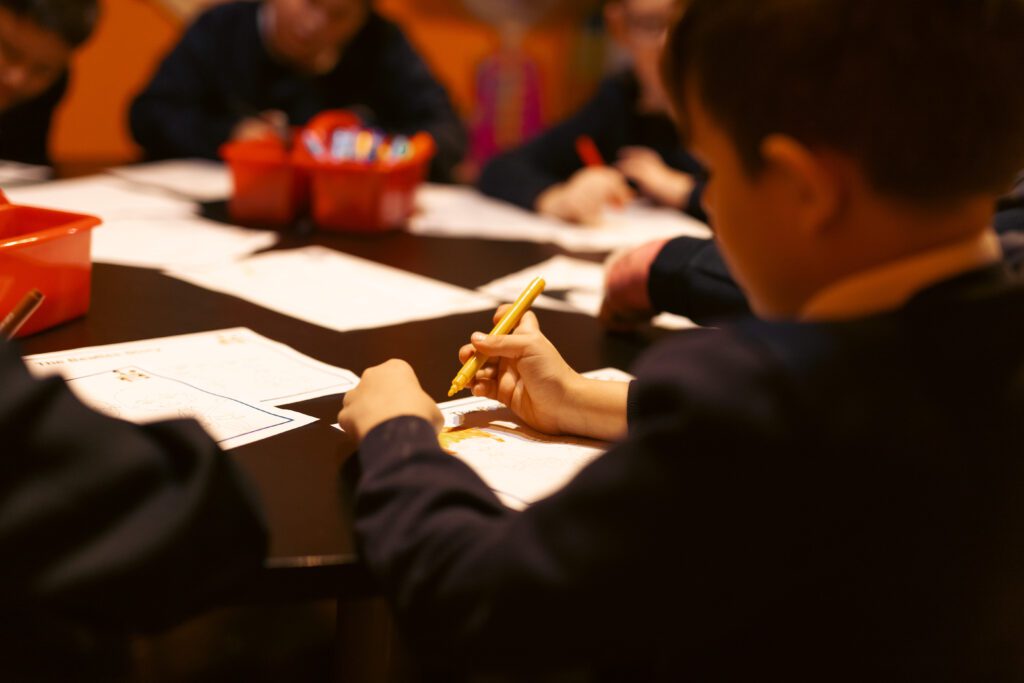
[477,0,702,224]
[130,0,466,182]
[0,0,97,166]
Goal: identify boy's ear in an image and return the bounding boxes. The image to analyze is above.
[760,134,844,236]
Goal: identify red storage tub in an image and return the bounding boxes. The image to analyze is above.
[0,190,101,337]
[298,131,435,232]
[221,137,307,226]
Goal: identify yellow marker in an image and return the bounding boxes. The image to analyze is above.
[448,276,546,397]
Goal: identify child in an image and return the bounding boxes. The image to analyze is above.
[130,0,467,182]
[339,0,1024,679]
[0,337,266,676]
[477,0,704,224]
[0,0,97,165]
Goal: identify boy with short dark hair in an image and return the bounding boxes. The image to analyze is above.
[0,0,98,165]
[130,0,467,182]
[338,0,1024,679]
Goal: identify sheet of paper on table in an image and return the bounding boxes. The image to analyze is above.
[0,160,51,187]
[438,368,635,510]
[166,246,498,333]
[107,159,233,202]
[409,184,712,253]
[24,327,358,407]
[91,216,278,270]
[6,175,197,221]
[22,327,353,449]
[479,255,697,330]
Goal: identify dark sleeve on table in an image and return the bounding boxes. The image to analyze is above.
[129,9,244,160]
[369,21,467,183]
[0,342,267,631]
[0,73,66,166]
[353,335,800,676]
[647,235,752,323]
[476,77,629,210]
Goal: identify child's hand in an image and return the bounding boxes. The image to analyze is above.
[536,167,634,225]
[599,238,668,331]
[338,359,443,442]
[616,146,695,208]
[458,309,580,435]
[231,110,289,143]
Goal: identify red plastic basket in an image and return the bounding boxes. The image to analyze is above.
[221,137,307,226]
[0,190,101,337]
[297,131,435,232]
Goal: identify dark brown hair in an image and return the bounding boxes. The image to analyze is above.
[1,0,98,47]
[663,0,1024,201]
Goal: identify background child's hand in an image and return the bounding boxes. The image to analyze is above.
[599,238,668,331]
[535,167,634,225]
[338,359,443,442]
[458,309,580,435]
[616,146,695,208]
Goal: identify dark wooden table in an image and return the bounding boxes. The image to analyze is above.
[17,206,665,604]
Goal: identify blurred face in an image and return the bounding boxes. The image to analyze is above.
[0,7,72,110]
[685,90,811,318]
[605,0,677,112]
[265,0,368,74]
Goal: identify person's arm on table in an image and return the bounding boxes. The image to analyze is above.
[338,317,790,677]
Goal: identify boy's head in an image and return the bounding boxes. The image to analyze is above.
[663,0,1024,318]
[264,0,370,74]
[604,0,680,112]
[0,0,97,110]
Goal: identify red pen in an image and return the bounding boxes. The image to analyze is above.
[575,135,605,167]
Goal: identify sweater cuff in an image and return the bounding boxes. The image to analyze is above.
[647,235,712,313]
[625,380,642,429]
[358,415,442,475]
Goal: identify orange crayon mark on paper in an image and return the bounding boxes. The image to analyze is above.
[439,426,505,453]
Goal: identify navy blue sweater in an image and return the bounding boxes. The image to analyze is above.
[0,72,67,166]
[130,2,466,182]
[477,71,706,219]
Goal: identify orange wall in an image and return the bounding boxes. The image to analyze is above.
[52,0,180,164]
[51,0,604,165]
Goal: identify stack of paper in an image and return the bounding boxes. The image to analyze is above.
[6,175,197,221]
[478,255,697,330]
[25,328,359,449]
[409,184,712,252]
[167,246,498,333]
[91,216,277,270]
[108,159,233,202]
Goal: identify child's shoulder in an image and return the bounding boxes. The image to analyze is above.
[191,0,257,31]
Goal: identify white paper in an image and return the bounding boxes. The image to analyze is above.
[6,175,197,221]
[108,159,232,202]
[166,246,498,333]
[24,327,359,407]
[479,255,697,330]
[409,184,712,253]
[333,368,634,509]
[60,364,314,450]
[0,160,51,187]
[91,216,278,270]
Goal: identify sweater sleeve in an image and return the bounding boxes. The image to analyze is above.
[0,341,267,631]
[129,10,245,160]
[367,21,467,183]
[353,334,799,677]
[647,235,752,323]
[476,76,630,210]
